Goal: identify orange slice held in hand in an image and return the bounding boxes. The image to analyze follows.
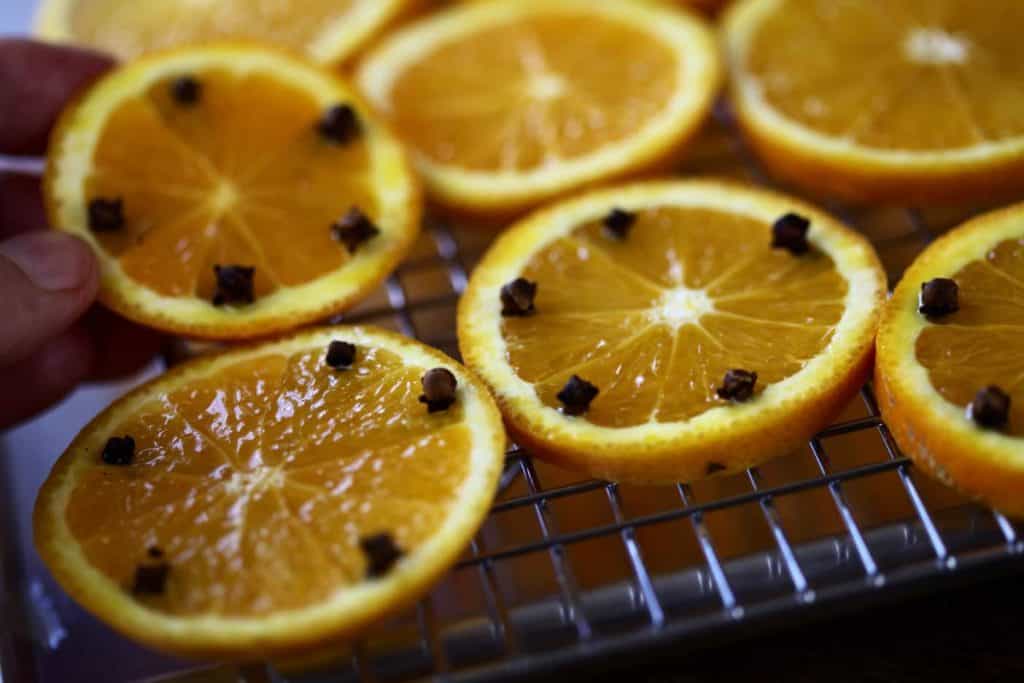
[35,0,416,65]
[876,203,1024,518]
[34,326,506,659]
[357,0,722,217]
[724,0,1024,203]
[45,45,420,340]
[459,180,886,483]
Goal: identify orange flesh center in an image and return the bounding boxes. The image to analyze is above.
[70,0,358,60]
[66,346,470,616]
[746,0,1024,150]
[501,206,847,427]
[387,13,678,171]
[86,69,376,301]
[916,237,1024,436]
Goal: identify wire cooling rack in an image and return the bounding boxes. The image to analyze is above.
[274,105,1024,682]
[2,104,1024,683]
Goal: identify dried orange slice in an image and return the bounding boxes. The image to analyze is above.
[34,326,505,659]
[876,204,1024,517]
[45,45,420,340]
[356,0,721,217]
[34,0,415,65]
[724,0,1024,203]
[458,180,885,483]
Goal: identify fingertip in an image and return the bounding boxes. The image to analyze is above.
[0,232,99,365]
[0,230,99,296]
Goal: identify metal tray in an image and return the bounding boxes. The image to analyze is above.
[2,47,1023,683]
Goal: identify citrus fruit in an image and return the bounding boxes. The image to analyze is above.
[45,45,421,340]
[34,325,505,659]
[356,0,721,217]
[724,0,1024,203]
[457,180,886,483]
[34,0,415,65]
[876,203,1024,517]
[461,0,729,13]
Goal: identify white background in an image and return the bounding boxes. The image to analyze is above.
[0,0,35,32]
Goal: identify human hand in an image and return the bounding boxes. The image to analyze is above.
[0,39,164,429]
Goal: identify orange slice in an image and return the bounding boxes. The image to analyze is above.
[876,203,1024,517]
[356,0,721,217]
[33,326,505,659]
[458,180,885,483]
[461,0,730,13]
[45,45,420,340]
[34,0,415,65]
[724,0,1024,203]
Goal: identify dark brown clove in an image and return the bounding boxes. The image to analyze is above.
[88,198,124,232]
[918,278,959,317]
[772,213,811,255]
[603,207,636,240]
[318,104,361,144]
[132,562,170,595]
[557,375,599,416]
[171,75,201,105]
[360,533,404,578]
[967,385,1010,429]
[102,436,135,466]
[332,207,380,253]
[717,369,758,402]
[500,278,537,317]
[419,368,458,413]
[325,340,357,369]
[212,265,255,306]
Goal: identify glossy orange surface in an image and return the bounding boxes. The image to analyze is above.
[66,345,470,616]
[503,206,847,427]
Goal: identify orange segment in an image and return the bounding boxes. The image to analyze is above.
[45,45,420,339]
[532,324,676,429]
[459,181,885,483]
[357,0,721,216]
[518,237,663,312]
[35,0,414,64]
[724,0,1024,202]
[504,312,656,383]
[34,326,505,657]
[876,204,1024,517]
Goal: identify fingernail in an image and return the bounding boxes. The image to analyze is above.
[0,232,96,292]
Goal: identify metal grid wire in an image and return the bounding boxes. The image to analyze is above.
[260,106,1024,683]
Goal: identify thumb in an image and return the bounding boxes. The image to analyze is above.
[0,232,99,366]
